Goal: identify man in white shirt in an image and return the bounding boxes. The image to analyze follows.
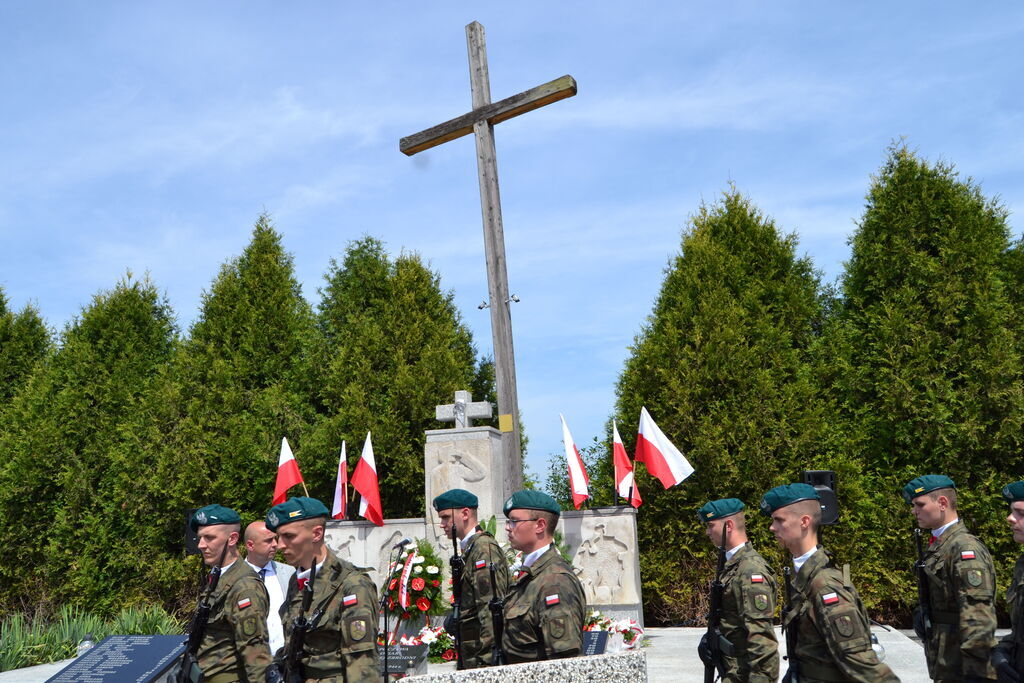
[244,520,295,656]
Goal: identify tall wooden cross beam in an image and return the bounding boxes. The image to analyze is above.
[400,22,576,491]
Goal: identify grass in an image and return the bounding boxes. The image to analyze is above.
[0,605,182,672]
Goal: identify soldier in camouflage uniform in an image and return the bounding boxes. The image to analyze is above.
[432,488,510,669]
[499,489,586,663]
[267,497,380,683]
[190,504,277,683]
[992,480,1024,682]
[761,484,898,682]
[903,475,997,682]
[697,498,779,682]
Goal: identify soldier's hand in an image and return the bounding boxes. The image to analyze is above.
[265,665,285,683]
[993,643,1022,683]
[912,606,926,640]
[697,632,712,665]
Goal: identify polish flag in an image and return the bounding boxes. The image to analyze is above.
[635,407,694,489]
[560,414,589,509]
[612,420,642,508]
[272,437,304,505]
[351,432,384,526]
[331,441,348,520]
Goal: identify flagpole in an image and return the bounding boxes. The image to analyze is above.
[301,482,309,496]
[627,484,635,509]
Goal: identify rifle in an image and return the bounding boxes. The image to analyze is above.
[782,565,799,683]
[914,528,933,642]
[282,559,317,683]
[704,525,733,683]
[488,562,506,666]
[176,540,229,683]
[450,520,465,670]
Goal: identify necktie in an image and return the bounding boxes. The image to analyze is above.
[259,568,267,582]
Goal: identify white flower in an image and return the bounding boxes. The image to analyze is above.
[412,555,425,564]
[420,630,437,644]
[414,566,422,573]
[427,566,439,574]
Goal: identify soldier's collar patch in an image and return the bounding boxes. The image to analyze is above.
[475,559,486,569]
[750,574,764,583]
[961,550,976,560]
[545,594,560,606]
[821,592,839,605]
[343,594,358,606]
[237,597,251,609]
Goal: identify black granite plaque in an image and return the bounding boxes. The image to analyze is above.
[377,642,428,673]
[582,630,608,656]
[46,635,186,682]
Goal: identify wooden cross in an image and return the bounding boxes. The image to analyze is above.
[435,390,493,429]
[401,21,576,490]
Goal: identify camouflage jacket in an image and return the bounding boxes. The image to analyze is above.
[280,549,380,682]
[781,548,898,682]
[999,553,1024,672]
[718,544,779,683]
[456,529,510,668]
[501,545,586,663]
[196,559,274,682]
[921,521,997,680]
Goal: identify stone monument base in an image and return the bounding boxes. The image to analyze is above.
[403,650,647,682]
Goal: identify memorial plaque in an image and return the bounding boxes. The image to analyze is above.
[582,630,608,656]
[46,635,185,682]
[377,643,428,673]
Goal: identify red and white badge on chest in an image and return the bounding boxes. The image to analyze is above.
[475,559,487,570]
[545,594,560,606]
[821,592,840,606]
[962,550,976,560]
[750,574,764,583]
[237,598,251,609]
[343,594,358,607]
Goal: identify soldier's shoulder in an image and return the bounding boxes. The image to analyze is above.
[738,548,775,574]
[947,531,993,563]
[806,565,847,594]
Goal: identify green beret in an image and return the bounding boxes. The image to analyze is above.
[503,490,560,516]
[697,498,745,521]
[901,475,956,503]
[1003,481,1024,503]
[266,496,330,532]
[190,504,241,532]
[432,488,479,511]
[759,484,820,516]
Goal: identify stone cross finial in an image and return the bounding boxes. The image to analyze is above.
[436,390,493,428]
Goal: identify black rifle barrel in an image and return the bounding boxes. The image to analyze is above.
[488,562,506,666]
[450,519,464,670]
[177,540,229,683]
[704,525,727,683]
[284,559,317,683]
[914,528,933,642]
[782,565,799,681]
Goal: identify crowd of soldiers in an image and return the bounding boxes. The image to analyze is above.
[702,475,1024,683]
[175,472,1024,682]
[176,486,584,682]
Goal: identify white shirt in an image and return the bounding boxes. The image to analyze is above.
[792,546,818,573]
[522,543,551,568]
[246,559,285,654]
[460,527,479,552]
[933,518,959,540]
[725,542,746,561]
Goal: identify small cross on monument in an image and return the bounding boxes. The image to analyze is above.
[401,21,577,491]
[436,390,493,429]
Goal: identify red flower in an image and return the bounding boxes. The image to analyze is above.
[417,597,431,612]
[431,580,440,587]
[387,597,395,609]
[442,649,455,661]
[449,594,455,604]
[389,578,398,590]
[401,611,412,620]
[411,578,425,591]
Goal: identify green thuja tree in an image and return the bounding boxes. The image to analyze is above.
[0,290,50,408]
[614,189,831,623]
[834,144,1024,615]
[307,237,492,518]
[0,275,176,611]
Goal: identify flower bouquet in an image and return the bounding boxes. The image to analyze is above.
[382,539,447,624]
[400,625,459,664]
[583,610,645,652]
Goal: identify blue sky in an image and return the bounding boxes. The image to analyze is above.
[2,3,1023,487]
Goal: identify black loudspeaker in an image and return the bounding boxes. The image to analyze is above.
[184,508,200,555]
[804,470,839,526]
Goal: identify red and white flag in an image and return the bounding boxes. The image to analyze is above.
[635,407,694,489]
[612,420,642,508]
[560,414,590,509]
[272,437,304,505]
[331,441,348,520]
[351,432,384,526]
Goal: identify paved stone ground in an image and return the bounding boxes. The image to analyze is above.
[0,626,941,682]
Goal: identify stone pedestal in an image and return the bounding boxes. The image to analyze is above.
[423,426,506,547]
